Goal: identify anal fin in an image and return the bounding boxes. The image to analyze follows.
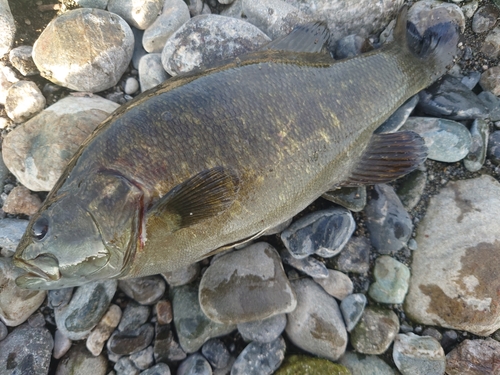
[262,22,331,54]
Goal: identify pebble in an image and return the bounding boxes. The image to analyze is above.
[2,95,119,191]
[28,311,46,328]
[237,314,287,343]
[74,0,109,8]
[140,363,171,375]
[108,323,155,355]
[48,287,73,309]
[396,168,427,211]
[471,5,499,33]
[130,346,154,370]
[153,323,187,363]
[392,333,445,375]
[364,184,412,254]
[339,351,398,375]
[281,207,355,258]
[2,185,42,216]
[276,355,350,374]
[480,66,500,96]
[53,330,72,359]
[138,53,169,92]
[108,0,164,30]
[155,300,173,325]
[405,176,500,336]
[124,77,140,95]
[280,250,329,278]
[5,80,46,123]
[161,15,270,76]
[340,293,367,332]
[142,0,191,53]
[186,0,203,16]
[441,330,458,352]
[9,45,38,76]
[479,91,500,121]
[350,305,400,355]
[461,71,481,89]
[321,186,366,212]
[0,0,15,56]
[87,304,122,356]
[0,321,7,341]
[401,117,472,163]
[114,356,140,375]
[487,130,500,165]
[118,275,166,305]
[162,262,199,287]
[56,343,108,375]
[199,242,296,325]
[177,353,212,375]
[462,0,479,18]
[333,236,371,274]
[313,269,353,300]
[231,336,286,375]
[422,328,443,343]
[286,278,347,361]
[0,64,15,104]
[369,255,410,304]
[33,8,134,92]
[334,34,369,59]
[481,27,500,59]
[408,1,465,35]
[445,338,500,375]
[201,339,231,369]
[118,301,151,332]
[464,119,489,172]
[0,257,47,327]
[375,95,419,134]
[0,218,29,257]
[55,280,117,340]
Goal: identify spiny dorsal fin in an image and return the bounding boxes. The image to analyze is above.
[262,21,331,54]
[342,131,427,186]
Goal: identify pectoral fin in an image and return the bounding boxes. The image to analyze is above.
[342,131,427,186]
[147,167,239,232]
[262,22,331,54]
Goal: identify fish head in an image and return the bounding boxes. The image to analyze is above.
[13,172,143,290]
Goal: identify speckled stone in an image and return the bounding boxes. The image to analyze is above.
[177,353,212,375]
[446,338,500,375]
[201,338,230,369]
[5,80,46,123]
[480,66,500,96]
[237,314,287,343]
[472,5,499,33]
[393,333,445,375]
[2,185,42,216]
[9,45,38,76]
[275,355,351,375]
[231,337,286,375]
[138,53,169,92]
[56,343,108,375]
[369,256,410,304]
[333,236,371,274]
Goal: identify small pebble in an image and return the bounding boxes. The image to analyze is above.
[472,5,499,33]
[107,323,155,356]
[340,293,367,332]
[231,337,286,375]
[2,185,42,216]
[130,346,154,370]
[313,269,353,300]
[368,256,410,304]
[201,339,231,369]
[114,356,140,375]
[5,80,46,123]
[162,263,199,287]
[124,77,139,95]
[140,363,171,375]
[393,333,445,375]
[237,314,287,343]
[155,300,173,325]
[119,276,166,305]
[87,304,122,356]
[53,330,72,360]
[177,353,212,375]
[487,131,500,165]
[118,301,150,332]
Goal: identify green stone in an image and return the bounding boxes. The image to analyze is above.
[275,355,352,375]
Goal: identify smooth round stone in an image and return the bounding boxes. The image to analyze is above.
[369,256,410,304]
[350,306,399,355]
[445,338,500,375]
[55,280,117,340]
[488,131,500,165]
[481,27,500,59]
[276,355,350,375]
[161,15,270,76]
[28,312,46,328]
[5,80,46,123]
[48,288,74,309]
[402,117,472,163]
[440,330,458,352]
[201,339,230,369]
[333,236,370,275]
[0,63,17,105]
[313,269,353,301]
[199,242,296,325]
[53,330,72,359]
[393,333,445,375]
[118,275,166,305]
[237,314,286,343]
[0,0,15,56]
[376,95,419,134]
[340,293,367,332]
[33,8,134,92]
[464,119,489,172]
[140,363,171,375]
[74,0,108,8]
[177,353,212,375]
[462,0,479,18]
[153,323,187,363]
[480,66,500,96]
[421,327,443,343]
[130,346,154,370]
[472,5,499,33]
[139,54,169,92]
[9,45,38,76]
[396,168,427,211]
[0,321,7,341]
[2,185,42,216]
[281,207,355,259]
[86,304,122,356]
[56,343,107,375]
[339,351,398,375]
[0,257,47,327]
[142,0,190,53]
[478,91,500,121]
[124,77,140,95]
[118,301,151,332]
[0,324,53,375]
[155,300,173,325]
[108,323,155,356]
[114,356,140,375]
[408,0,465,35]
[0,218,28,256]
[162,263,199,287]
[280,250,329,279]
[286,278,347,361]
[108,0,164,30]
[231,337,286,375]
[321,186,366,212]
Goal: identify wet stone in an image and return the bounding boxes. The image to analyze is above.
[108,0,164,30]
[87,304,122,356]
[332,236,371,274]
[108,323,155,356]
[376,95,419,134]
[53,330,72,359]
[118,301,151,332]
[392,333,445,375]
[177,353,212,375]
[340,293,367,332]
[138,53,169,92]
[441,330,458,352]
[201,338,231,369]
[231,337,286,375]
[396,168,427,211]
[0,218,28,257]
[130,346,154,370]
[153,323,187,362]
[321,186,366,212]
[369,255,410,304]
[281,207,355,258]
[480,66,500,96]
[5,80,46,123]
[446,338,500,375]
[472,5,499,33]
[2,185,42,216]
[114,356,140,375]
[9,45,38,76]
[339,351,398,375]
[237,313,287,343]
[464,119,489,172]
[48,287,73,309]
[280,250,329,279]
[140,363,171,375]
[56,343,108,375]
[313,269,353,301]
[162,262,199,287]
[118,275,166,305]
[487,130,500,165]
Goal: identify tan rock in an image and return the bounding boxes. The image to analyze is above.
[2,186,42,216]
[446,338,500,375]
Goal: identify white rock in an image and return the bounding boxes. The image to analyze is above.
[108,0,165,30]
[124,77,140,95]
[0,0,15,56]
[138,53,169,91]
[5,81,46,123]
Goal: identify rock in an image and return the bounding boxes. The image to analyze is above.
[313,269,353,300]
[27,312,46,328]
[237,314,287,343]
[140,363,171,375]
[162,263,199,287]
[481,27,500,59]
[118,275,166,305]
[161,15,270,76]
[286,278,347,361]
[124,77,140,95]
[408,0,465,35]
[368,255,410,304]
[74,0,109,8]
[401,117,472,163]
[33,8,134,92]
[55,280,117,340]
[86,304,122,356]
[280,250,329,279]
[186,0,203,16]
[365,184,412,254]
[199,242,296,324]
[376,95,419,134]
[473,5,500,33]
[5,81,46,123]
[461,71,481,89]
[231,337,286,375]
[2,185,42,216]
[108,0,164,30]
[0,63,17,105]
[177,353,212,375]
[480,66,500,96]
[440,330,458,352]
[53,330,72,359]
[9,45,38,76]
[0,0,15,56]
[463,1,479,18]
[340,293,367,332]
[0,324,53,375]
[0,218,29,257]
[321,186,367,212]
[0,321,7,341]
[108,323,155,355]
[392,333,445,375]
[350,306,399,355]
[114,357,140,375]
[2,95,119,191]
[130,346,154,370]
[445,338,500,375]
[333,236,370,274]
[143,0,191,53]
[118,301,151,332]
[276,355,351,375]
[339,351,398,375]
[396,168,427,211]
[421,327,442,343]
[201,339,230,369]
[56,343,108,375]
[405,176,500,336]
[334,34,369,59]
[173,284,235,353]
[138,53,169,91]
[48,288,73,309]
[488,131,500,165]
[0,257,46,327]
[479,91,500,121]
[464,119,489,172]
[155,300,173,325]
[281,207,355,258]
[153,323,187,363]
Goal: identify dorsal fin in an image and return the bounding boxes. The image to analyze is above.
[262,21,331,54]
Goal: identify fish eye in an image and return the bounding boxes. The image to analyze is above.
[32,217,49,241]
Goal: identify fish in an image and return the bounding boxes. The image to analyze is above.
[13,6,459,290]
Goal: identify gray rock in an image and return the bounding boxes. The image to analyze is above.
[488,130,500,165]
[143,0,191,53]
[261,218,292,236]
[280,250,329,279]
[186,0,203,16]
[339,351,398,375]
[118,275,166,305]
[220,0,243,18]
[0,257,47,327]
[48,288,73,309]
[118,301,151,332]
[162,262,199,287]
[369,255,410,304]
[27,312,46,328]
[445,338,500,375]
[114,356,140,375]
[313,269,353,300]
[393,333,445,375]
[478,91,500,121]
[440,330,458,352]
[286,278,347,361]
[124,77,140,95]
[56,343,108,375]
[481,27,500,59]
[55,280,117,340]
[108,0,165,30]
[130,346,154,370]
[402,117,472,163]
[53,330,72,359]
[231,337,286,375]
[9,46,38,76]
[461,71,481,90]
[5,81,46,123]
[396,168,427,211]
[334,34,368,59]
[108,323,155,356]
[480,66,500,96]
[0,321,7,341]
[201,339,231,369]
[155,299,173,325]
[140,363,171,375]
[199,242,296,325]
[33,8,134,92]
[74,0,108,8]
[281,207,355,258]
[153,323,187,362]
[408,1,465,35]
[139,53,169,91]
[0,218,29,257]
[340,293,367,332]
[333,236,371,274]
[0,324,53,375]
[86,304,122,356]
[472,5,499,33]
[0,0,15,56]
[237,314,286,343]
[376,95,419,134]
[2,185,42,216]
[422,327,443,343]
[365,184,412,254]
[177,353,212,375]
[321,186,367,212]
[462,0,479,18]
[161,15,270,76]
[464,119,489,172]
[2,95,119,191]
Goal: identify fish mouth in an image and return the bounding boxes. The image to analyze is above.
[14,255,61,282]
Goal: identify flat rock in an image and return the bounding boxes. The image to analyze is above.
[199,242,296,324]
[405,175,500,336]
[339,351,398,375]
[5,81,46,123]
[118,275,166,305]
[108,0,164,30]
[368,255,410,304]
[2,185,42,216]
[393,333,445,375]
[313,269,353,300]
[231,337,286,375]
[56,343,108,375]
[107,322,155,355]
[333,236,371,274]
[0,218,29,257]
[445,338,500,375]
[138,53,169,92]
[33,8,134,92]
[280,250,329,279]
[201,338,231,369]
[0,0,15,56]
